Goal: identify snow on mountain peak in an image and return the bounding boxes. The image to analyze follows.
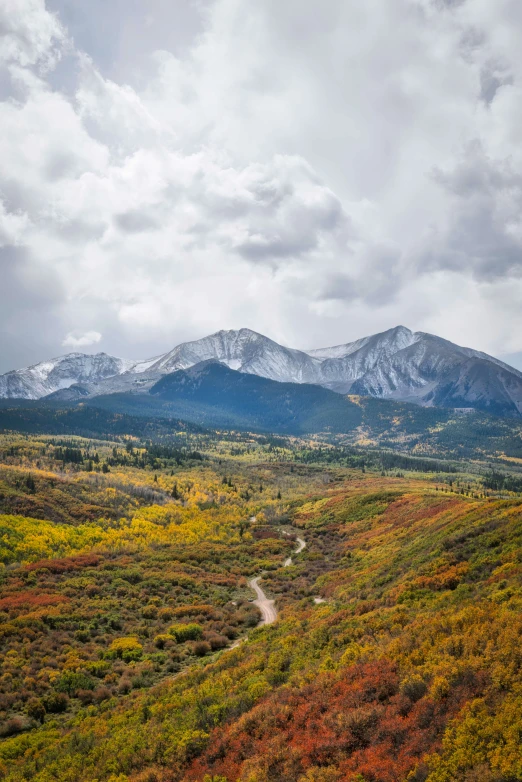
[1,327,521,417]
[307,325,417,361]
[0,352,136,400]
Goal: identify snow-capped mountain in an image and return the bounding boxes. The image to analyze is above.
[347,331,522,408]
[312,325,421,392]
[307,324,419,362]
[0,353,135,400]
[427,357,522,417]
[1,326,522,417]
[143,329,322,383]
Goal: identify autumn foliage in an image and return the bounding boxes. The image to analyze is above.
[0,431,522,781]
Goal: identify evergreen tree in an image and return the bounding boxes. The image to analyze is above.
[25,474,36,493]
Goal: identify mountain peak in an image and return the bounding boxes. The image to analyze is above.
[1,326,522,417]
[213,327,261,336]
[307,324,417,363]
[209,327,276,343]
[388,325,412,336]
[0,352,137,400]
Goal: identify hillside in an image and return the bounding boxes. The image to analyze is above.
[1,433,522,781]
[0,402,204,438]
[3,368,522,462]
[148,361,363,432]
[56,361,365,433]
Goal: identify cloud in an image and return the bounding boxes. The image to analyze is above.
[428,142,522,281]
[0,245,66,371]
[479,61,513,106]
[2,0,522,372]
[0,0,67,70]
[114,210,159,233]
[62,330,102,348]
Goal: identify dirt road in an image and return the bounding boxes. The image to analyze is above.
[249,576,278,624]
[284,536,306,566]
[249,534,306,626]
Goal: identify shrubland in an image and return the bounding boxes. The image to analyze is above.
[0,428,522,780]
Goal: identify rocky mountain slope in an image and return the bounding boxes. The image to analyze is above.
[2,326,522,417]
[0,353,135,400]
[140,329,322,383]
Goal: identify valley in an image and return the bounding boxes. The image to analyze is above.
[252,535,307,624]
[4,1,522,780]
[1,423,522,780]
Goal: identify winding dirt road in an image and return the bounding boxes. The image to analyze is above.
[249,576,278,625]
[284,536,306,566]
[249,535,306,626]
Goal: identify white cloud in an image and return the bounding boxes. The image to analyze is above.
[1,0,522,371]
[0,0,66,70]
[62,330,102,348]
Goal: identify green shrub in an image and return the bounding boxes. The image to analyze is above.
[169,623,203,643]
[85,660,111,678]
[55,671,95,696]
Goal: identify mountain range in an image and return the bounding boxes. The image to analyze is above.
[2,326,522,418]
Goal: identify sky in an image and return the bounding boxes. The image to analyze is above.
[1,0,522,372]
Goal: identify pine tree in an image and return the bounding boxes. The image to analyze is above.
[26,474,36,493]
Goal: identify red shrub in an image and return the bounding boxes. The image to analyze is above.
[24,554,100,573]
[0,592,68,612]
[185,659,481,782]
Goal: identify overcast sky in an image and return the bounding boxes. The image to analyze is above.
[1,0,522,372]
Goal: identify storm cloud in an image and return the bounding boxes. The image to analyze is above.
[2,0,522,371]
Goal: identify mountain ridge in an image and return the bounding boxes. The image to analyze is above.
[2,326,522,417]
